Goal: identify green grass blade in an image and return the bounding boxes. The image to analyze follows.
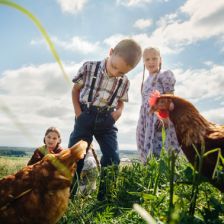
[203,148,220,158]
[0,0,71,86]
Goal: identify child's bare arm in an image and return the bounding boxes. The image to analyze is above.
[72,84,82,117]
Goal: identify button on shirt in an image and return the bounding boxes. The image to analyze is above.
[72,59,130,107]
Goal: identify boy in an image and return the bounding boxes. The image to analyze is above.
[68,39,142,200]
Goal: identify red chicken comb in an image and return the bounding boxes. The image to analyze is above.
[149,90,160,106]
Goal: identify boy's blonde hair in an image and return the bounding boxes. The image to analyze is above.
[113,39,142,68]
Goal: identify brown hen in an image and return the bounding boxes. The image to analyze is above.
[150,94,224,192]
[0,140,87,224]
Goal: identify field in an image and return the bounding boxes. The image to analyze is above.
[0,150,224,224]
[0,156,29,179]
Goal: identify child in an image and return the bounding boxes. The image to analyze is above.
[68,39,142,200]
[27,127,63,165]
[136,47,180,163]
[79,145,99,196]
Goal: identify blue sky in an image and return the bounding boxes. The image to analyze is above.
[0,0,224,150]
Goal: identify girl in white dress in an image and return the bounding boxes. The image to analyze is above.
[136,47,180,163]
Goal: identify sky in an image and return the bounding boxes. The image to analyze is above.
[0,0,224,151]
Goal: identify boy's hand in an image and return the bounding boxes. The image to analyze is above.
[111,109,122,122]
[75,108,82,118]
[111,100,124,121]
[72,84,82,118]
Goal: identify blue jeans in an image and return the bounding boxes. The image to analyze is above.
[69,106,120,168]
[69,106,120,197]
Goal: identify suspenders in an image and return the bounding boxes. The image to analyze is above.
[108,77,123,107]
[87,62,100,105]
[87,62,123,108]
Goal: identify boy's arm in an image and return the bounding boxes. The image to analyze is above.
[111,100,124,121]
[72,84,82,117]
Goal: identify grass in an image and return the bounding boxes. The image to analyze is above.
[0,156,29,179]
[0,151,224,223]
[59,153,224,224]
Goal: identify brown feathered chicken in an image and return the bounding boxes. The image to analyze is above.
[0,140,87,224]
[150,93,224,192]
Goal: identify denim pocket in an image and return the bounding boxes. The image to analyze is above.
[76,111,84,121]
[109,113,115,124]
[95,113,114,130]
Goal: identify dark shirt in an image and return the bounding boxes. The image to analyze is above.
[27,145,63,165]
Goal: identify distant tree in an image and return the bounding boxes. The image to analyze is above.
[0,150,26,157]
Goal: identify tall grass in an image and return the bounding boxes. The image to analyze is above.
[0,156,28,179]
[1,151,224,223]
[60,151,224,224]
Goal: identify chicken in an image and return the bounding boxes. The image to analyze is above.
[150,93,224,192]
[0,140,87,224]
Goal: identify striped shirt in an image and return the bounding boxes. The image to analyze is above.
[72,59,130,107]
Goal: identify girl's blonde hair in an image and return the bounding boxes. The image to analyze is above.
[143,47,161,57]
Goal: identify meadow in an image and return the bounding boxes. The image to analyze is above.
[1,150,223,224]
[0,2,223,223]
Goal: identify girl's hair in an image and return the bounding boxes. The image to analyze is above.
[43,127,61,144]
[141,47,162,93]
[143,47,160,55]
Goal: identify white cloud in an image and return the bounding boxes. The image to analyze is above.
[149,0,224,52]
[202,107,224,125]
[53,36,101,54]
[134,19,152,29]
[31,36,101,55]
[0,61,143,149]
[116,0,151,7]
[57,0,88,14]
[181,0,224,19]
[36,2,221,60]
[156,13,178,27]
[174,64,224,102]
[0,62,81,147]
[108,0,224,56]
[217,35,224,52]
[1,62,224,148]
[103,33,177,55]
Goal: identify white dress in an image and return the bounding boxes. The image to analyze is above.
[136,70,180,163]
